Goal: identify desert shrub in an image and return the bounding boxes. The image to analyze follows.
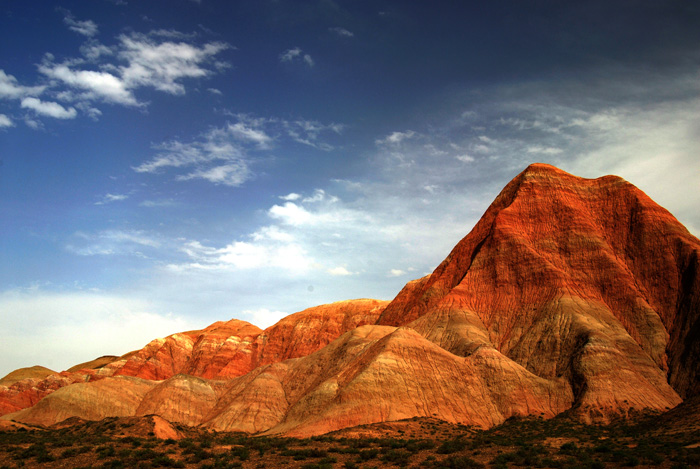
[188,448,213,463]
[117,448,132,459]
[429,455,484,468]
[300,464,333,469]
[133,448,160,460]
[348,438,374,449]
[17,442,54,462]
[60,447,78,458]
[380,448,411,465]
[405,439,435,452]
[358,448,380,460]
[178,439,195,450]
[123,436,143,447]
[559,442,578,453]
[152,454,185,467]
[437,439,466,454]
[280,448,328,460]
[230,445,250,461]
[100,461,126,469]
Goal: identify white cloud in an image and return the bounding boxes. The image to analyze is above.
[303,189,336,203]
[67,230,160,256]
[280,47,314,67]
[0,114,13,128]
[95,193,129,205]
[140,199,177,208]
[526,145,563,155]
[20,97,77,119]
[376,130,416,146]
[135,115,341,186]
[178,162,250,186]
[174,237,313,273]
[207,87,222,95]
[0,288,197,378]
[33,31,230,111]
[388,269,406,277]
[63,11,99,37]
[80,40,113,61]
[280,47,302,62]
[24,117,43,130]
[280,193,301,201]
[329,27,354,37]
[227,119,272,148]
[327,266,352,276]
[133,118,262,187]
[0,69,45,99]
[284,120,343,149]
[38,61,138,106]
[117,32,230,95]
[456,154,474,163]
[268,202,313,226]
[252,225,294,242]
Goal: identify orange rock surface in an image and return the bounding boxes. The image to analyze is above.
[0,299,387,415]
[2,164,699,436]
[378,163,698,420]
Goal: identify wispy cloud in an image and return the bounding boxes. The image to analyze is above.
[375,130,416,146]
[0,114,13,128]
[284,119,343,150]
[132,116,262,187]
[61,10,99,37]
[67,230,161,256]
[139,199,177,208]
[279,47,314,67]
[329,27,354,38]
[134,114,342,186]
[117,32,230,95]
[95,193,129,205]
[0,29,232,124]
[0,69,45,100]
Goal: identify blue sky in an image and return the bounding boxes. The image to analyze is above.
[1,0,699,377]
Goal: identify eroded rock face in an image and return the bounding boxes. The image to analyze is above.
[0,299,388,416]
[2,164,699,436]
[2,376,155,427]
[379,163,698,419]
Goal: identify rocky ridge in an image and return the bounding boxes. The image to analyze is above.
[2,164,699,437]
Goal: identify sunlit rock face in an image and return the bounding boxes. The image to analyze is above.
[3,164,699,436]
[379,163,698,420]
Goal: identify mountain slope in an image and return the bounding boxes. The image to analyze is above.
[379,163,699,417]
[2,163,699,435]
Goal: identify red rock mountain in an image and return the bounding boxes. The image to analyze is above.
[2,164,699,436]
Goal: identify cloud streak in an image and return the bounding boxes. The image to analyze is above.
[134,114,343,186]
[62,10,99,37]
[279,47,314,67]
